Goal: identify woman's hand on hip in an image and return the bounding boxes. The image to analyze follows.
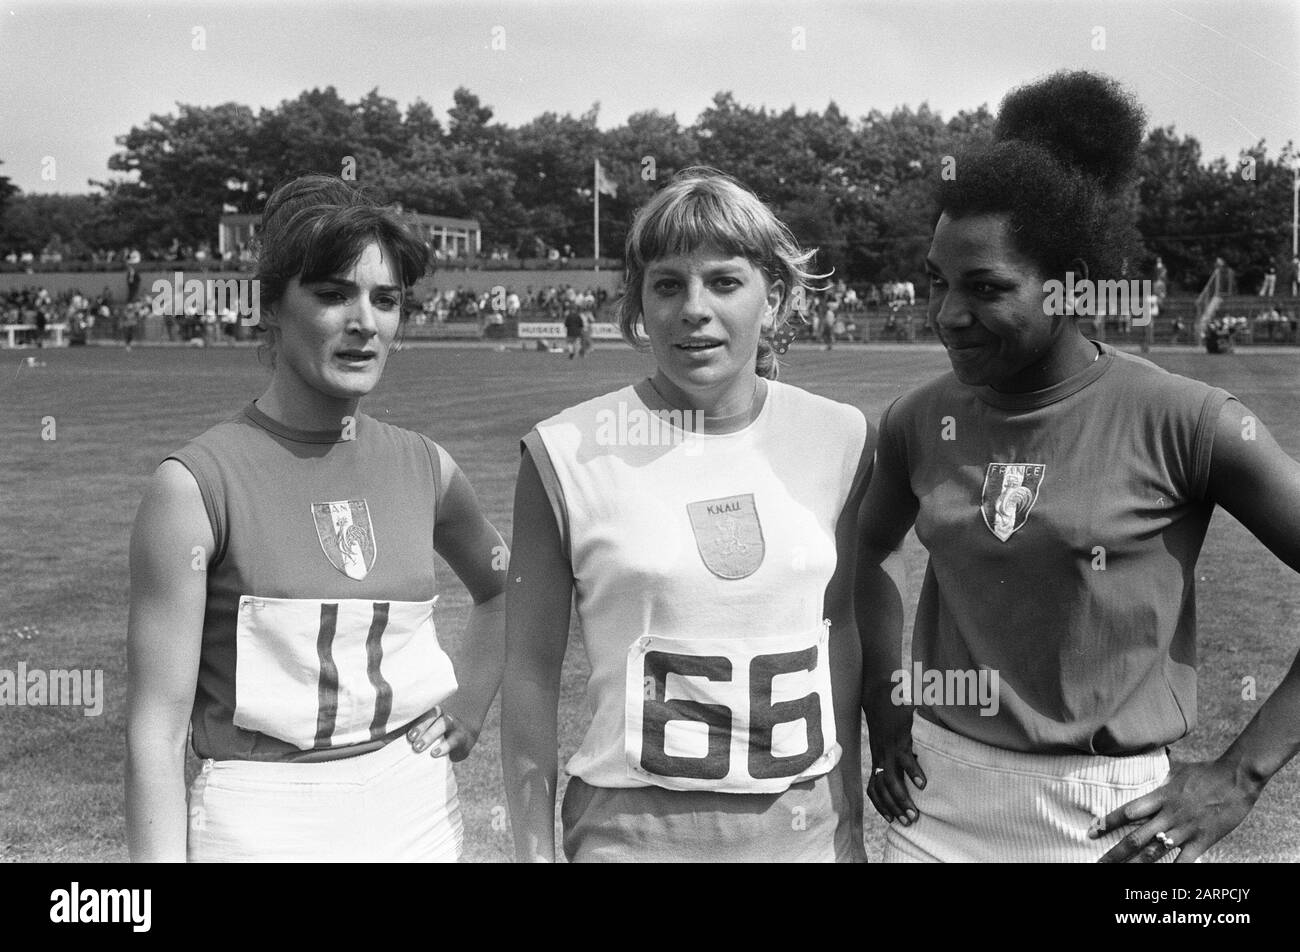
[1093,757,1260,863]
[407,704,480,762]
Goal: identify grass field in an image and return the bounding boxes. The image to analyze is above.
[2,341,1298,863]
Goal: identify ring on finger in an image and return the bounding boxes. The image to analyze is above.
[1154,831,1175,849]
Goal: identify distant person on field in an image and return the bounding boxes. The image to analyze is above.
[579,303,595,356]
[1260,264,1276,297]
[122,302,145,350]
[820,297,836,350]
[1209,256,1235,297]
[564,299,584,359]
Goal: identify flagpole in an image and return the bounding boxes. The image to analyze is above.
[593,159,600,272]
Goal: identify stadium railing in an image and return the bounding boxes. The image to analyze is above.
[0,255,628,275]
[5,297,1297,348]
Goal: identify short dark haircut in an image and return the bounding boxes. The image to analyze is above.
[935,71,1147,282]
[255,174,429,321]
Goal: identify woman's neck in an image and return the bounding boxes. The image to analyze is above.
[256,373,360,433]
[992,329,1099,394]
[644,371,766,435]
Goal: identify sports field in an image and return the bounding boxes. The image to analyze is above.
[2,341,1298,862]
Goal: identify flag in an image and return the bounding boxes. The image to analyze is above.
[595,160,618,198]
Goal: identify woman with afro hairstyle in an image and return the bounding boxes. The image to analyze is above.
[856,71,1300,863]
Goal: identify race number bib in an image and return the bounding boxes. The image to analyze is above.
[624,626,837,793]
[233,595,456,751]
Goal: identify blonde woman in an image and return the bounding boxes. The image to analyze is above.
[502,168,874,862]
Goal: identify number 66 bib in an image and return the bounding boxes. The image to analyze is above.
[624,626,837,793]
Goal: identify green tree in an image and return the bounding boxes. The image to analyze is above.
[100,102,260,250]
[1136,126,1217,291]
[75,84,1286,284]
[385,88,525,253]
[0,160,18,222]
[507,104,603,255]
[600,110,701,255]
[840,104,993,283]
[0,193,128,258]
[251,87,365,196]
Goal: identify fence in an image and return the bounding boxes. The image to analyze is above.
[5,298,1298,348]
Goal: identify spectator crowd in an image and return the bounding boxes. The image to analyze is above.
[415,283,611,336]
[2,265,1295,350]
[1,285,126,346]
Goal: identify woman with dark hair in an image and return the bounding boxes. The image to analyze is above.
[857,71,1300,863]
[501,168,875,862]
[126,174,507,862]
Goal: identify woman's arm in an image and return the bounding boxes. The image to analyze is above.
[821,427,875,858]
[1097,398,1300,862]
[853,411,923,827]
[500,448,574,862]
[125,460,212,862]
[410,450,508,760]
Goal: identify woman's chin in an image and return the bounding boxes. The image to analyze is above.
[315,373,380,403]
[661,357,721,387]
[947,360,986,387]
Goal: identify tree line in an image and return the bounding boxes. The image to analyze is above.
[0,86,1294,291]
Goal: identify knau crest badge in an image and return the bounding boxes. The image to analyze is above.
[980,463,1045,541]
[686,493,765,579]
[312,499,377,580]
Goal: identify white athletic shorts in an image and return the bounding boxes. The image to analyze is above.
[885,714,1174,863]
[561,765,864,863]
[187,737,462,862]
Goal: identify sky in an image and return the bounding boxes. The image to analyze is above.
[0,0,1296,195]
